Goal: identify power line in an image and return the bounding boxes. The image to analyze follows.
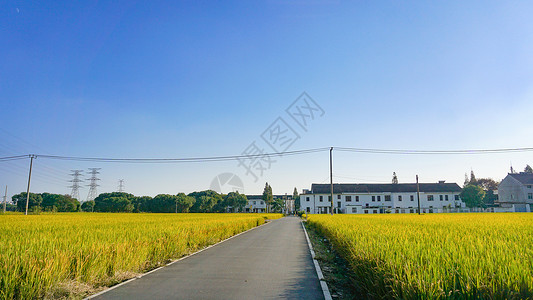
[26,148,330,163]
[335,146,533,154]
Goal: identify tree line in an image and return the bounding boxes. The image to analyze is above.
[10,190,249,213]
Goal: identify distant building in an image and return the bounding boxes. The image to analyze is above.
[300,182,465,214]
[245,195,294,213]
[497,173,533,212]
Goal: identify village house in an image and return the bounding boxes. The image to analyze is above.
[497,172,533,212]
[300,182,465,214]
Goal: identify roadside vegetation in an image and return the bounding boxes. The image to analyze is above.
[307,213,533,299]
[0,213,282,299]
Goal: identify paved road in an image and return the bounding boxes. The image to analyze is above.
[93,216,323,300]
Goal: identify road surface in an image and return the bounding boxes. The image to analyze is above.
[93,216,324,300]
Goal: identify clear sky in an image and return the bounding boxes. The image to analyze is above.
[1,1,533,201]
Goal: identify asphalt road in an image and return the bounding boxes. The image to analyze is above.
[93,216,324,300]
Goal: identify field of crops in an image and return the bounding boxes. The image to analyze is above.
[307,213,533,299]
[0,213,282,299]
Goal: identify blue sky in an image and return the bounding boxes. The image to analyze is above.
[1,1,533,200]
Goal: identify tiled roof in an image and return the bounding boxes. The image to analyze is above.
[509,173,533,185]
[308,183,461,194]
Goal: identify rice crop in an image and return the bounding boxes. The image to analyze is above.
[0,213,282,299]
[306,213,533,299]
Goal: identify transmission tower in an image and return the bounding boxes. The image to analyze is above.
[69,170,84,201]
[118,179,125,192]
[86,168,101,202]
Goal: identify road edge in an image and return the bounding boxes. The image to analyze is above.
[301,220,333,300]
[85,218,277,300]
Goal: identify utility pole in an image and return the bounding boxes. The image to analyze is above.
[69,170,84,202]
[25,154,35,215]
[86,168,101,202]
[330,147,334,215]
[118,179,125,192]
[3,185,7,213]
[416,175,421,215]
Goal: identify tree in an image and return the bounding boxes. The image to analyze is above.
[464,173,469,187]
[223,192,248,212]
[525,165,533,174]
[94,192,135,212]
[12,192,42,212]
[81,200,95,212]
[460,185,486,208]
[293,187,300,211]
[262,183,273,213]
[392,172,398,184]
[271,197,284,213]
[189,190,224,213]
[467,177,500,206]
[41,193,79,212]
[175,193,195,213]
[469,170,477,185]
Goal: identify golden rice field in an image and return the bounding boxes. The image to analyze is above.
[306,213,533,299]
[0,213,282,299]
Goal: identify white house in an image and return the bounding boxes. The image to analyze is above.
[300,182,464,214]
[244,195,294,213]
[497,173,533,212]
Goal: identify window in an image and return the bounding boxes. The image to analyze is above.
[454,195,459,201]
[373,210,377,214]
[372,196,375,202]
[385,195,391,201]
[261,201,264,205]
[364,210,368,214]
[319,196,323,202]
[306,197,310,202]
[337,194,341,199]
[328,196,332,201]
[306,207,310,213]
[409,209,414,213]
[365,203,369,207]
[377,196,381,201]
[410,195,414,201]
[427,195,434,201]
[352,207,357,213]
[445,195,449,201]
[528,185,532,189]
[529,193,533,200]
[398,195,402,201]
[355,196,359,202]
[440,195,443,201]
[346,196,352,202]
[253,201,256,205]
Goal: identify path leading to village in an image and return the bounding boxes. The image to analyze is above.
[92,217,324,300]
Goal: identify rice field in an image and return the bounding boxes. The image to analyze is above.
[0,213,282,299]
[306,213,533,299]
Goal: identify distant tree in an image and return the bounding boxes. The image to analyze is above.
[12,192,42,212]
[467,177,500,206]
[262,183,273,213]
[223,192,248,212]
[392,172,398,184]
[81,200,95,212]
[293,187,300,211]
[94,192,135,212]
[464,173,470,187]
[41,193,79,212]
[189,190,223,213]
[175,193,195,213]
[460,185,486,208]
[525,165,533,174]
[132,196,152,212]
[271,197,284,213]
[469,170,477,185]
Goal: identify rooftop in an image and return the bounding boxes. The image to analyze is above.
[307,183,462,194]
